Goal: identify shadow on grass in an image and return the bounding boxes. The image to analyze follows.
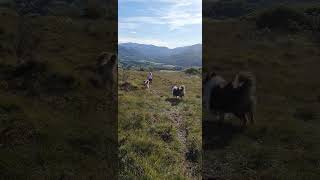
[165,97,182,106]
[203,121,243,150]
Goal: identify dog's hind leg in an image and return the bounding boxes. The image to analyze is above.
[248,111,255,124]
[234,113,244,127]
[239,113,247,128]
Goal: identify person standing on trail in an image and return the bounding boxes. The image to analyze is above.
[147,72,153,84]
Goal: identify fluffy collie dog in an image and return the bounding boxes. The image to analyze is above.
[172,85,185,98]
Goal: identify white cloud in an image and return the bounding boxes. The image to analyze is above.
[119,22,139,30]
[121,16,166,25]
[162,0,201,30]
[119,0,201,30]
[119,0,202,47]
[120,0,200,4]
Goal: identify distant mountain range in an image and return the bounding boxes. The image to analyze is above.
[118,43,202,67]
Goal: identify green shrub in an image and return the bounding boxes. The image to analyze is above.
[304,7,320,38]
[305,7,320,16]
[85,0,106,19]
[293,108,317,122]
[186,139,200,163]
[204,0,251,18]
[256,6,308,32]
[184,68,200,75]
[139,67,145,71]
[119,82,139,91]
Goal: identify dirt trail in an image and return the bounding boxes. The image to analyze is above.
[169,109,186,144]
[150,85,193,178]
[168,106,193,178]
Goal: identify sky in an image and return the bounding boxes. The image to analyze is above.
[119,0,202,48]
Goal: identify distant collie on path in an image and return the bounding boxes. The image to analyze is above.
[172,85,185,98]
[144,79,150,89]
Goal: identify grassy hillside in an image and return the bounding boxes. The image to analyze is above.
[203,0,320,19]
[203,10,320,180]
[118,69,202,179]
[0,7,117,179]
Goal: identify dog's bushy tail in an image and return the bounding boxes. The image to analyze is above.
[179,85,185,96]
[237,71,256,124]
[238,71,256,95]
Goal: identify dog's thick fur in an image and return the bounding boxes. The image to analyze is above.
[172,85,185,98]
[204,72,256,127]
[96,52,117,89]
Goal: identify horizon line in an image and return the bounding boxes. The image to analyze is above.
[118,42,202,49]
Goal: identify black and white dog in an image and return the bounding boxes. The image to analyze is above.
[144,79,150,89]
[172,85,185,98]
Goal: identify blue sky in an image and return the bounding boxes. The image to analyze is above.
[119,0,202,48]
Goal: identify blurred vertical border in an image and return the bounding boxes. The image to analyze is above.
[0,0,118,179]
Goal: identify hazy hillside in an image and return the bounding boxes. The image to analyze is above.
[118,45,147,62]
[119,43,202,67]
[120,43,171,58]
